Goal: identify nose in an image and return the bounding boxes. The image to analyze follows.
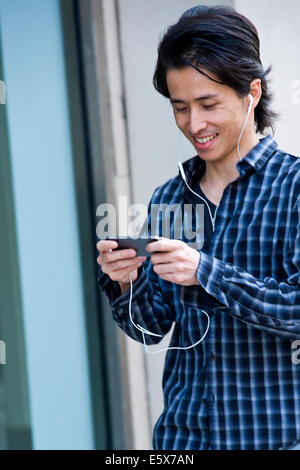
[189,109,207,136]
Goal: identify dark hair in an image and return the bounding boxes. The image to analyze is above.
[153,5,278,134]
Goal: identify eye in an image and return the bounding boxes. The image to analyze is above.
[203,104,216,110]
[175,107,188,113]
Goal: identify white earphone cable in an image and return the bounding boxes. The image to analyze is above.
[127,95,253,354]
[128,273,210,354]
[237,94,253,161]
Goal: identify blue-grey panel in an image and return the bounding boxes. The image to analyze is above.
[0,0,94,450]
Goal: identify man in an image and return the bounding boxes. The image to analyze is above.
[96,5,300,450]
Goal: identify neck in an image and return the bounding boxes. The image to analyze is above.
[201,130,259,188]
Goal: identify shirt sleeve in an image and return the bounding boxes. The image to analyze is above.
[97,258,174,344]
[183,198,300,340]
[97,188,175,344]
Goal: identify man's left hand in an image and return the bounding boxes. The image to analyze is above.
[146,238,201,286]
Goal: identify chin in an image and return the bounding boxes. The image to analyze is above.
[196,150,220,161]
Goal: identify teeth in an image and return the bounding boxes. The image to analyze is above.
[196,135,216,144]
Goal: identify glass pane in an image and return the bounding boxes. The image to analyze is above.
[0,35,33,450]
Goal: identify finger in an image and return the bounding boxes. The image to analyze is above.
[110,257,146,272]
[103,249,147,263]
[103,248,140,264]
[100,257,143,276]
[157,273,181,284]
[146,238,181,253]
[96,240,118,253]
[151,252,175,265]
[153,262,175,275]
[109,266,140,282]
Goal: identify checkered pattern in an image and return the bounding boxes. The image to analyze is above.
[98,135,300,450]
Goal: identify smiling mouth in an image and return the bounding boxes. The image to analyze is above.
[195,134,218,144]
[192,134,218,149]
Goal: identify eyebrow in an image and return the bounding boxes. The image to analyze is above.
[170,93,218,104]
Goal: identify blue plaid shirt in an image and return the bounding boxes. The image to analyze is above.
[98,135,300,450]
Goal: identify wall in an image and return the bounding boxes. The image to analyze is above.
[117,0,234,431]
[235,0,300,156]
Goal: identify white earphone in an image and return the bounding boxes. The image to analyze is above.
[237,93,254,161]
[247,93,254,113]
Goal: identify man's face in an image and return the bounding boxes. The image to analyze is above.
[166,66,249,163]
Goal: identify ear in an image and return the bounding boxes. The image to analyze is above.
[249,78,262,109]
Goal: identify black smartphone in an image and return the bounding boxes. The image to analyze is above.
[107,236,160,257]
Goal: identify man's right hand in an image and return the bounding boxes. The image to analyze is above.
[96,240,147,293]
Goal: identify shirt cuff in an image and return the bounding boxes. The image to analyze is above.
[97,265,149,309]
[196,252,230,307]
[97,268,121,302]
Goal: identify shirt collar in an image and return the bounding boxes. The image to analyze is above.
[180,134,278,185]
[236,134,278,174]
